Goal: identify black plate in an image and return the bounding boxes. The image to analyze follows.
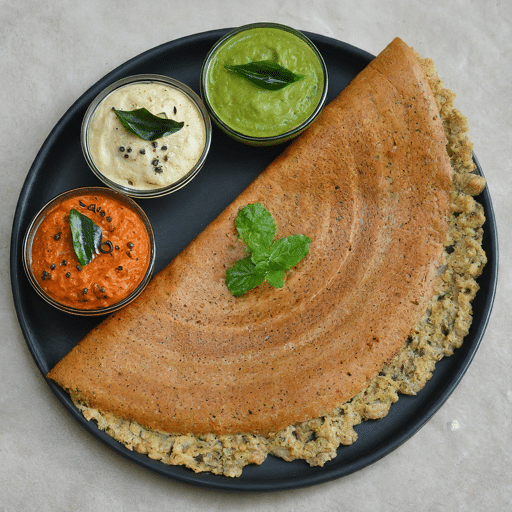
[10,29,498,492]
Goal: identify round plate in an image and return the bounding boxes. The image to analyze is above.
[10,29,498,492]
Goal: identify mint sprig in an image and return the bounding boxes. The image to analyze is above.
[226,204,311,296]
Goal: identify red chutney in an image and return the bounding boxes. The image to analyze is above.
[31,193,151,310]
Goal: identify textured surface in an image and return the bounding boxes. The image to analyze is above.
[60,42,486,479]
[2,1,510,511]
[47,37,452,437]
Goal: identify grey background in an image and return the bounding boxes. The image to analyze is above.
[1,0,510,510]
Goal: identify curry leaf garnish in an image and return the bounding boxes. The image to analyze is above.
[69,208,103,267]
[112,107,184,141]
[225,60,304,91]
[226,203,311,296]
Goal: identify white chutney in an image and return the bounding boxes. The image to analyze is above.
[88,82,207,190]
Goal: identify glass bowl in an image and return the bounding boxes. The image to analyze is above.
[200,22,328,147]
[23,187,156,316]
[81,74,212,198]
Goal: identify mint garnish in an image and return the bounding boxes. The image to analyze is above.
[226,203,311,296]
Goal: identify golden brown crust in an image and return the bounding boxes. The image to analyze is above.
[54,39,486,478]
[48,37,453,436]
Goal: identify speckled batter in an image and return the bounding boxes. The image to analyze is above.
[61,41,485,477]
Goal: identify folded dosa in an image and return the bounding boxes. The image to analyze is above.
[47,37,452,436]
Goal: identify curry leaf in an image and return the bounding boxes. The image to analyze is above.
[69,209,103,267]
[225,60,304,91]
[112,107,184,141]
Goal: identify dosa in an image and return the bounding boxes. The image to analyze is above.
[48,37,452,436]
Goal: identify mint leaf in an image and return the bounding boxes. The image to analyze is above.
[268,235,312,270]
[69,208,103,267]
[251,248,270,265]
[235,203,276,253]
[226,204,311,296]
[226,256,266,297]
[264,269,285,288]
[112,107,184,141]
[225,60,304,91]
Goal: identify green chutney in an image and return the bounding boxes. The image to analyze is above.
[204,26,326,139]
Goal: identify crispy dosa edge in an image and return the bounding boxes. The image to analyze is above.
[47,37,452,436]
[69,47,486,477]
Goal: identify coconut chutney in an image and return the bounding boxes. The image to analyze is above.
[87,82,207,191]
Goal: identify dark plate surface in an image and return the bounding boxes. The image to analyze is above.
[10,29,498,492]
